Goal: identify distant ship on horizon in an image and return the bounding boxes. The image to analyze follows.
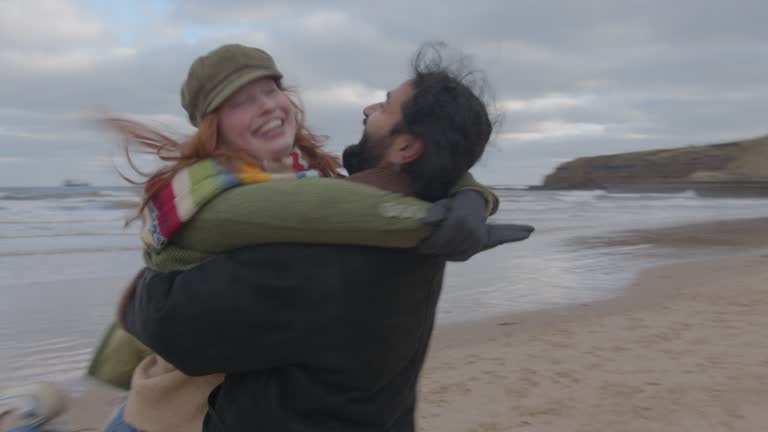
[61,179,91,187]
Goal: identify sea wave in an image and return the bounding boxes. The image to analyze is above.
[101,199,140,210]
[0,231,136,239]
[0,246,141,257]
[0,193,72,201]
[554,190,608,202]
[0,188,139,202]
[596,190,699,200]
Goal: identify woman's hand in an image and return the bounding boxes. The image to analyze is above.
[418,190,534,261]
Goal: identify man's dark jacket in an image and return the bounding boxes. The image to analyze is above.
[123,244,446,431]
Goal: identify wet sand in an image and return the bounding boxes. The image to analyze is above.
[580,217,768,249]
[418,220,768,431]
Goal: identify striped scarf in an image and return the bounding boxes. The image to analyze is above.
[141,149,319,251]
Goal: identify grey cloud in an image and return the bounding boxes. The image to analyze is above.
[3,0,768,186]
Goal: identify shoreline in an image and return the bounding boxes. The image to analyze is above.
[527,183,768,198]
[433,217,768,351]
[579,217,768,250]
[430,258,680,353]
[420,251,768,431]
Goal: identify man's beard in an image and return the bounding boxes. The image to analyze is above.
[342,133,389,175]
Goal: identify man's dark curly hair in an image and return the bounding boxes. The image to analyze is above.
[392,42,498,201]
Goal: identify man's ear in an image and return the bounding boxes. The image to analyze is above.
[389,135,423,164]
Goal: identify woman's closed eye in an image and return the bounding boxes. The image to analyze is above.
[229,88,278,109]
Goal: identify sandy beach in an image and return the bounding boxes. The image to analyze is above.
[418,220,768,431]
[12,218,768,432]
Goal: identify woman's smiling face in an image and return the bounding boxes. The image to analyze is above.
[218,78,297,161]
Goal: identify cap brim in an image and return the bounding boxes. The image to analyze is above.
[205,69,284,115]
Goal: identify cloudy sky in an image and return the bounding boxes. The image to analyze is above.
[2,0,767,186]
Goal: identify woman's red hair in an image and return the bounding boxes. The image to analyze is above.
[108,82,341,222]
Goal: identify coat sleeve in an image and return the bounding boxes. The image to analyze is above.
[173,174,499,255]
[175,179,432,254]
[449,172,499,216]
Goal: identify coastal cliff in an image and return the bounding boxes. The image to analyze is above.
[539,135,768,195]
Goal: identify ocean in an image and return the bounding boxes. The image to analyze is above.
[1,185,768,388]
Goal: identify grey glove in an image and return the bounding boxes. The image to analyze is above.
[418,190,534,262]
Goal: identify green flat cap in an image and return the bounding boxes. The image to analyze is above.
[181,44,283,126]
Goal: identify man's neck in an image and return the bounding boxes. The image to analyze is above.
[346,166,414,197]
